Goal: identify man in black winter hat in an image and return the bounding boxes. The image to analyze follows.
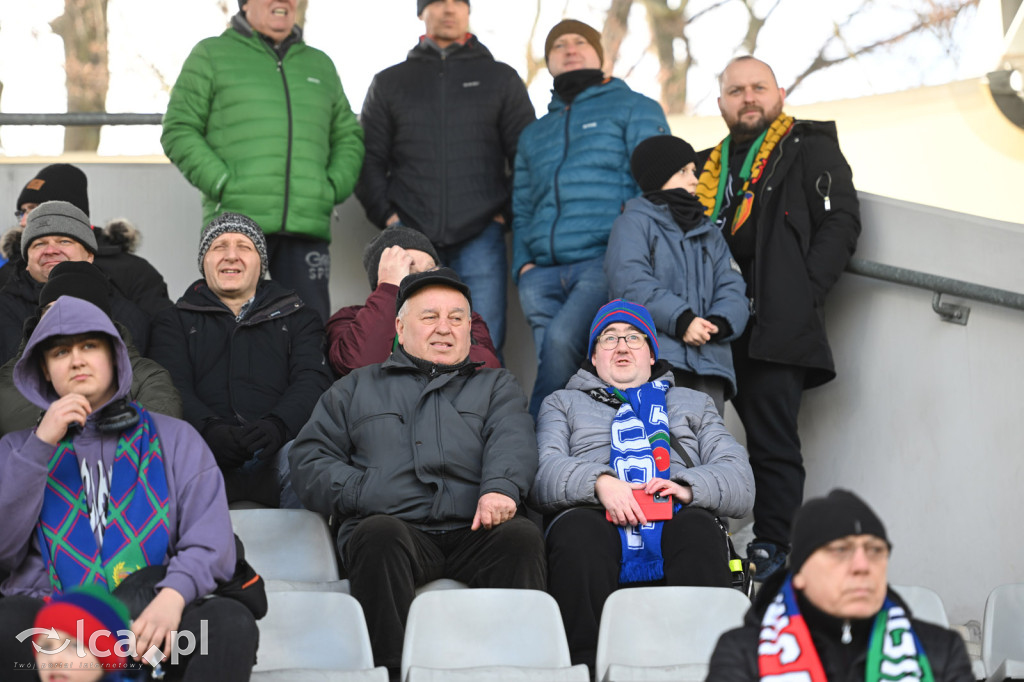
[354,0,535,354]
[706,488,974,682]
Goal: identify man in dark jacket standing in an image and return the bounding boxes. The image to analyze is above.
[706,489,974,682]
[150,212,332,508]
[354,0,535,354]
[290,267,545,677]
[696,56,861,579]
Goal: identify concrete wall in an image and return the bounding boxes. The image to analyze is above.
[1,161,1021,627]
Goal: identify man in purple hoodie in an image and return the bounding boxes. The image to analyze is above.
[0,296,257,679]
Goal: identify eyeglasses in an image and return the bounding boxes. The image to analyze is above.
[14,209,27,221]
[821,538,890,562]
[596,333,647,350]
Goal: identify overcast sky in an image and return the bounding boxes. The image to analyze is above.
[0,0,1004,156]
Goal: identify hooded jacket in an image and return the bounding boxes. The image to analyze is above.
[0,266,151,365]
[605,197,750,397]
[0,319,182,438]
[700,119,860,387]
[149,278,332,438]
[355,35,535,247]
[529,367,754,519]
[511,78,668,280]
[706,572,974,682]
[0,296,235,603]
[289,347,537,555]
[161,14,365,242]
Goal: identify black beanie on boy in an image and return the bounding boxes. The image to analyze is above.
[630,135,698,194]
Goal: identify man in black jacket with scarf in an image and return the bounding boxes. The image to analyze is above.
[354,0,535,354]
[696,56,861,579]
[706,489,973,682]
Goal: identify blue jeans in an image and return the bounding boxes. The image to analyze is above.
[517,256,609,420]
[266,234,331,323]
[436,220,508,353]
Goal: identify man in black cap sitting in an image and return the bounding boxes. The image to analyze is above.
[290,266,545,676]
[706,488,973,681]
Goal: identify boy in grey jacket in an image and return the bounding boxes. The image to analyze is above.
[605,135,749,415]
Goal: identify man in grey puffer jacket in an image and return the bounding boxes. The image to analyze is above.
[530,299,753,672]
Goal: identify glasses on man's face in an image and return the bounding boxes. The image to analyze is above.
[14,209,27,221]
[597,332,647,350]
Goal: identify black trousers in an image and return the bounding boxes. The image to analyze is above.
[731,340,807,548]
[344,514,547,670]
[0,593,258,680]
[546,507,732,672]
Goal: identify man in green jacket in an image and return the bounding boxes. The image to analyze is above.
[161,0,365,322]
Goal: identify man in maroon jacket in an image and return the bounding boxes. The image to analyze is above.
[326,226,500,377]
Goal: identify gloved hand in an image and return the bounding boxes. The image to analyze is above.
[201,420,250,469]
[238,417,287,459]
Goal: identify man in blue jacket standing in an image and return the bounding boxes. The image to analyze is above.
[355,0,535,354]
[512,19,669,419]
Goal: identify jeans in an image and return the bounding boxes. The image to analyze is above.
[436,220,508,353]
[517,256,609,420]
[266,234,331,323]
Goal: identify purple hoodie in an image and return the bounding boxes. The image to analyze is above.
[0,296,234,604]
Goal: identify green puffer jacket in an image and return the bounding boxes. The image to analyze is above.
[161,17,364,242]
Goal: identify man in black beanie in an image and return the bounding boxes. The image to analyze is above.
[324,225,500,377]
[355,0,535,356]
[706,489,974,681]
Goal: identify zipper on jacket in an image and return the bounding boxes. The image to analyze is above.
[549,104,573,263]
[439,52,448,233]
[278,55,294,233]
[748,125,793,320]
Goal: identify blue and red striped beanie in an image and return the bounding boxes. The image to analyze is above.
[34,584,132,670]
[588,299,659,359]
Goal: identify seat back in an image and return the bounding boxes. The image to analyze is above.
[231,508,339,582]
[890,584,950,627]
[254,591,377,673]
[982,583,1024,675]
[401,589,572,680]
[595,586,750,682]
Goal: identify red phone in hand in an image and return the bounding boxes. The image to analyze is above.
[606,490,674,523]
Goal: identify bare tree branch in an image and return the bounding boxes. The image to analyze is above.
[51,0,109,152]
[785,0,979,95]
[602,0,635,71]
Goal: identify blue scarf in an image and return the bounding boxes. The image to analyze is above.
[607,380,674,583]
[36,403,170,593]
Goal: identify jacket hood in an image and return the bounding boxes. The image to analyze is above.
[624,196,715,238]
[14,296,132,411]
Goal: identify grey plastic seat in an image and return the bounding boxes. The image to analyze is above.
[252,591,387,680]
[982,583,1024,682]
[891,584,950,627]
[230,508,341,583]
[594,586,751,682]
[401,588,589,681]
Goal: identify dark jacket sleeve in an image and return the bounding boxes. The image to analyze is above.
[705,627,759,682]
[110,294,151,358]
[469,312,502,369]
[477,370,537,504]
[354,74,395,228]
[148,307,220,429]
[289,379,364,519]
[266,308,333,437]
[496,71,537,221]
[325,285,400,377]
[127,346,183,419]
[799,132,861,305]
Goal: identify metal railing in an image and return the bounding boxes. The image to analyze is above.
[846,257,1024,325]
[0,113,163,126]
[4,112,1024,326]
